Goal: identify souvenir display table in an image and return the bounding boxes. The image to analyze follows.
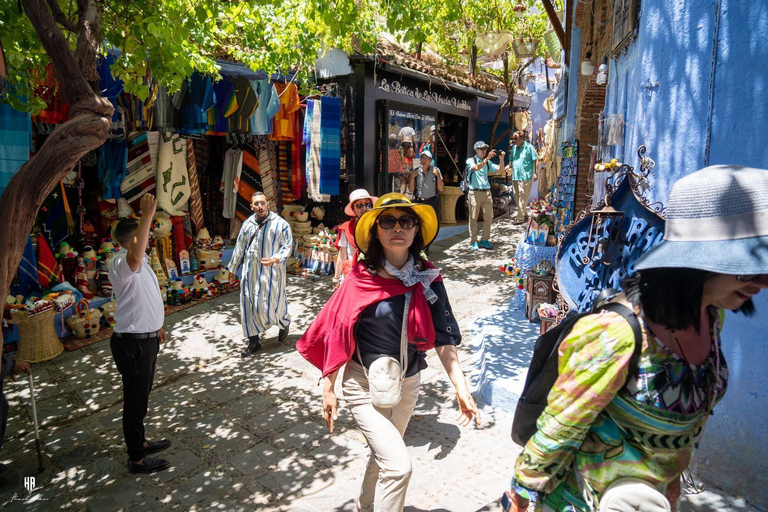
[512,240,558,311]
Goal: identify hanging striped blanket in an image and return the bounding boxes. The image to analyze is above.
[235,146,263,221]
[121,131,156,212]
[305,99,329,202]
[278,142,298,204]
[291,105,305,199]
[319,97,341,195]
[258,144,279,212]
[186,139,205,232]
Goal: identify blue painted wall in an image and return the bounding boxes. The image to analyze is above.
[569,0,768,506]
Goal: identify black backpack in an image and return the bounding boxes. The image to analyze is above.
[511,302,643,447]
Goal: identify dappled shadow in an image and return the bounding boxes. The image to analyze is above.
[0,223,526,509]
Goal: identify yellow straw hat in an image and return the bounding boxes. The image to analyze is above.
[354,193,439,255]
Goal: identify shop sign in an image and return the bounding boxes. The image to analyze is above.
[389,110,436,123]
[377,79,472,111]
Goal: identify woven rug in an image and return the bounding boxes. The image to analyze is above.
[61,295,228,351]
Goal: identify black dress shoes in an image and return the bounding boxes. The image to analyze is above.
[143,439,172,455]
[128,456,170,474]
[241,337,262,358]
[278,320,291,342]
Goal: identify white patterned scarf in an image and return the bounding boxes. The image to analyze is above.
[383,256,440,304]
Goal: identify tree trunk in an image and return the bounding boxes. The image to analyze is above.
[0,0,111,345]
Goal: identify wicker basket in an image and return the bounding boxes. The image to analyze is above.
[65,299,102,339]
[543,30,562,59]
[8,306,64,363]
[439,186,465,224]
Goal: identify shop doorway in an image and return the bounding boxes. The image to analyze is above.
[433,113,468,187]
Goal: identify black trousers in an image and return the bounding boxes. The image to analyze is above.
[110,335,159,461]
[416,196,440,257]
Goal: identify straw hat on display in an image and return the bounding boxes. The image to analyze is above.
[344,189,379,217]
[354,193,439,255]
[543,94,555,115]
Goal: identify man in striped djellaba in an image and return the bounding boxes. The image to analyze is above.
[227,191,294,357]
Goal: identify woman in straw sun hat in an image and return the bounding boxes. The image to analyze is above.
[506,165,768,512]
[297,193,479,512]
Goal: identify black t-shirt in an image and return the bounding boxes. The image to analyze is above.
[352,281,461,377]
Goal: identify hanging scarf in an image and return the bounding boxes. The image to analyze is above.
[36,234,63,288]
[382,256,440,304]
[19,236,41,296]
[296,260,441,378]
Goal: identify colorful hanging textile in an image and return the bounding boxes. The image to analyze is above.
[278,142,298,204]
[235,146,263,221]
[186,139,205,232]
[250,79,281,135]
[319,97,341,196]
[121,131,156,212]
[230,76,259,133]
[19,235,41,297]
[31,64,70,124]
[36,234,62,288]
[41,185,68,248]
[304,99,329,202]
[153,85,182,132]
[171,216,188,264]
[97,53,125,137]
[258,144,279,211]
[270,81,301,141]
[207,76,236,136]
[0,102,32,198]
[98,139,127,200]
[221,148,243,219]
[291,105,305,199]
[155,132,190,215]
[177,72,216,135]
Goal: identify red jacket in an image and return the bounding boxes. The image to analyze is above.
[296,260,441,377]
[334,219,359,275]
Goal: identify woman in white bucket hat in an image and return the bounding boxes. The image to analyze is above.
[506,165,768,512]
[333,189,379,290]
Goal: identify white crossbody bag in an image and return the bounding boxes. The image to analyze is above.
[598,478,671,512]
[356,291,411,408]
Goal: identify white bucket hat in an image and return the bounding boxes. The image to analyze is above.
[344,189,379,217]
[635,165,768,274]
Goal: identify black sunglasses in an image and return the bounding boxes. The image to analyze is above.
[377,215,419,230]
[354,201,373,210]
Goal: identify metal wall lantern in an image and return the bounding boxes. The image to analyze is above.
[582,197,625,266]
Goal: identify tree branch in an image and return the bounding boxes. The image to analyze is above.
[74,0,102,85]
[46,0,77,31]
[22,0,96,103]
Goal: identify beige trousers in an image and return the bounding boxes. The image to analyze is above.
[342,361,421,512]
[513,180,533,221]
[468,189,493,242]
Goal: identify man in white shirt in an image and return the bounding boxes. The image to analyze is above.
[109,194,171,474]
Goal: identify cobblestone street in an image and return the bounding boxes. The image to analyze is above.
[0,220,760,511]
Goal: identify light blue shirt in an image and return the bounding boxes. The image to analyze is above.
[249,79,281,135]
[509,141,538,181]
[465,155,498,190]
